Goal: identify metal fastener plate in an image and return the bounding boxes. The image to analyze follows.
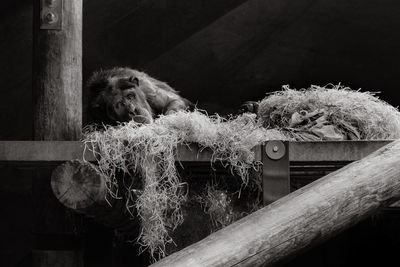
[40,0,63,30]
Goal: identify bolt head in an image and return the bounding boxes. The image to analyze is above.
[265,140,286,160]
[44,12,57,24]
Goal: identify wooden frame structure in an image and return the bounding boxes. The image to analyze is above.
[1,139,398,267]
[0,140,393,202]
[0,139,393,205]
[1,0,398,266]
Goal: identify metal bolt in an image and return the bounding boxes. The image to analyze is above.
[44,12,57,24]
[265,140,285,160]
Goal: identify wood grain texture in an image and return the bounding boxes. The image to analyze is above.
[33,0,82,140]
[32,1,83,266]
[51,160,107,211]
[150,139,400,267]
[51,160,138,231]
[0,140,391,162]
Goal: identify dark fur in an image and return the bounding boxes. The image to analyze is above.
[87,67,193,125]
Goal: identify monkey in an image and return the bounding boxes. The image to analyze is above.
[87,67,193,125]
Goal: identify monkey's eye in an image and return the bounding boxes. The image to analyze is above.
[127,93,136,100]
[119,77,139,90]
[129,76,139,86]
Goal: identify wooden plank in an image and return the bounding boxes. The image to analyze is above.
[150,139,400,267]
[0,141,92,161]
[0,141,228,162]
[289,140,393,162]
[0,140,393,162]
[176,143,262,162]
[0,141,216,162]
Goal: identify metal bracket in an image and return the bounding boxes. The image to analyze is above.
[40,0,63,30]
[262,140,290,205]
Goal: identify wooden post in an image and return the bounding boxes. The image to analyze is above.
[150,139,400,267]
[33,0,83,266]
[51,160,108,212]
[51,160,137,231]
[33,0,82,140]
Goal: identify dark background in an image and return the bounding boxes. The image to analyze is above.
[1,0,400,266]
[1,0,399,139]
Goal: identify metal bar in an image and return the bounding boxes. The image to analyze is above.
[262,141,290,205]
[0,140,393,162]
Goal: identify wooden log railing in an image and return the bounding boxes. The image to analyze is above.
[149,139,400,267]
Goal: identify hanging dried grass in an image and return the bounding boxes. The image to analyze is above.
[196,182,236,232]
[83,110,286,259]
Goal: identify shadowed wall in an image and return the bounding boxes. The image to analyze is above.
[0,0,399,139]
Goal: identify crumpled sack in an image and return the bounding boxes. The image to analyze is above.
[287,109,360,141]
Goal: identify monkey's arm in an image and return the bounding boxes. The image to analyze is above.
[164,97,193,115]
[147,89,192,115]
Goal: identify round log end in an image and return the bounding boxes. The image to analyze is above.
[51,160,107,211]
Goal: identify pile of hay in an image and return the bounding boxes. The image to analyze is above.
[83,110,285,259]
[258,84,400,141]
[83,84,400,260]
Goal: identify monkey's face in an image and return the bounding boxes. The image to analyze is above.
[91,73,154,125]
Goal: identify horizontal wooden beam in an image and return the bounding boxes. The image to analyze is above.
[0,140,392,162]
[0,141,90,161]
[0,141,214,162]
[288,140,392,162]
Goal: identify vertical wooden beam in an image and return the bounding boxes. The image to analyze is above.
[34,0,82,141]
[33,0,83,266]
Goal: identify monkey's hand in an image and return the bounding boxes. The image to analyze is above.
[238,101,259,115]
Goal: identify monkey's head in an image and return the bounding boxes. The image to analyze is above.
[87,68,154,125]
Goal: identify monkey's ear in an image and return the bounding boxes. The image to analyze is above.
[129,76,139,87]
